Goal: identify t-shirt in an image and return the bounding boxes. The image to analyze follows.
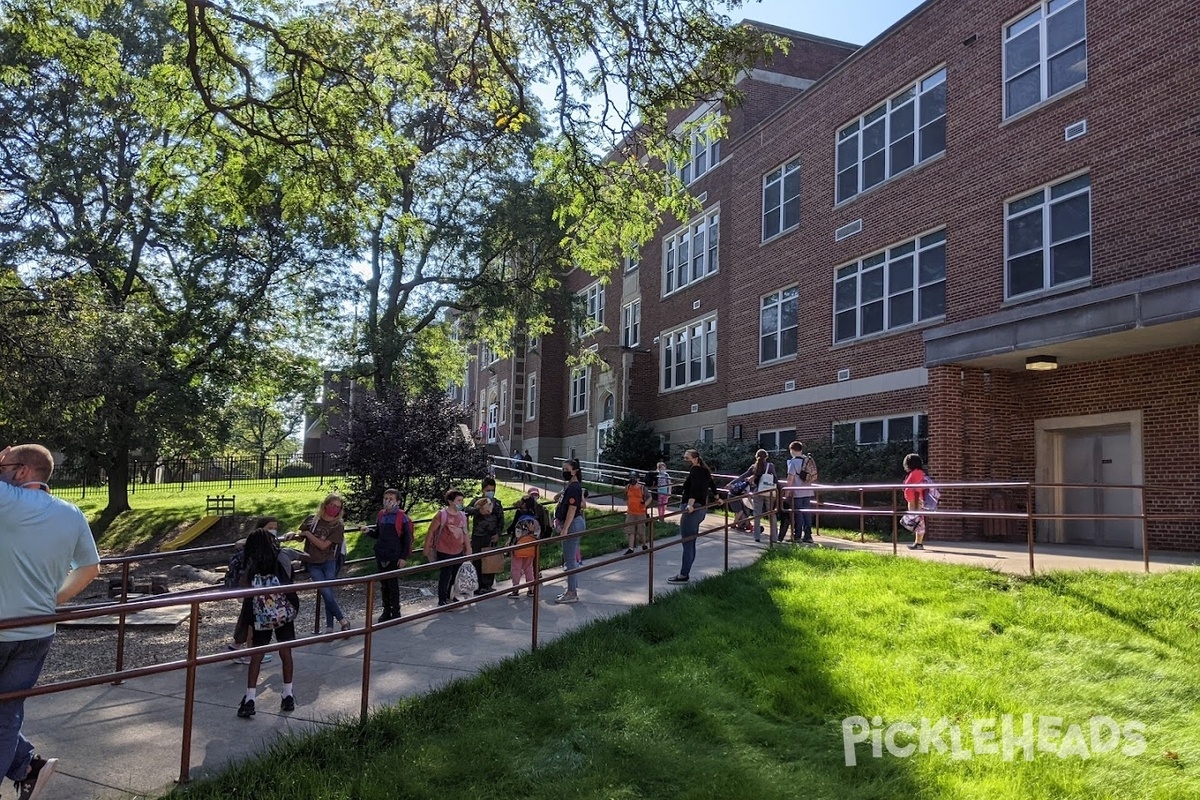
[302,516,345,565]
[626,484,648,515]
[0,483,100,641]
[904,468,928,506]
[786,454,816,499]
[555,482,585,523]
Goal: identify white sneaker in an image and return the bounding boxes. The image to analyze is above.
[555,591,578,604]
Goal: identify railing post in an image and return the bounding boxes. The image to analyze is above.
[274,454,281,489]
[1140,483,1149,574]
[360,579,375,724]
[647,516,656,603]
[113,562,130,682]
[531,557,542,651]
[859,488,865,543]
[1026,482,1036,575]
[177,599,201,785]
[892,488,898,555]
[722,497,729,573]
[313,589,323,636]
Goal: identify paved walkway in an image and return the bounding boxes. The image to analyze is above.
[25,513,1199,799]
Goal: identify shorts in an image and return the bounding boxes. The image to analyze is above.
[251,619,297,648]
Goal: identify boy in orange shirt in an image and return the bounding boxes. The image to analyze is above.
[624,472,652,554]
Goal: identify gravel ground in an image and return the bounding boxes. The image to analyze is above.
[41,564,437,685]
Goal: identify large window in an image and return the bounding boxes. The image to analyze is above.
[663,208,719,296]
[669,127,721,185]
[760,286,798,363]
[526,372,537,420]
[661,315,717,391]
[758,428,796,453]
[1004,0,1087,118]
[499,380,508,424]
[835,230,947,343]
[570,367,589,416]
[579,281,604,333]
[1006,173,1091,299]
[762,158,801,240]
[833,414,927,449]
[479,342,497,367]
[836,68,947,204]
[622,299,641,348]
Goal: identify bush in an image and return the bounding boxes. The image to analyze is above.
[276,461,314,479]
[599,414,663,473]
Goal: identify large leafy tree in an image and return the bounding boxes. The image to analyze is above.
[0,0,341,522]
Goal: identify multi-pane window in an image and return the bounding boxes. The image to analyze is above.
[661,315,717,391]
[836,68,947,204]
[622,299,641,348]
[760,286,799,363]
[663,208,719,296]
[762,158,801,240]
[758,429,796,453]
[500,381,508,424]
[479,342,496,366]
[700,427,715,444]
[580,282,604,333]
[570,367,589,415]
[833,414,928,449]
[625,254,640,273]
[1004,0,1087,118]
[669,128,721,185]
[834,230,947,343]
[526,373,537,420]
[1006,174,1091,299]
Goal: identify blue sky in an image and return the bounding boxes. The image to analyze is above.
[724,0,926,47]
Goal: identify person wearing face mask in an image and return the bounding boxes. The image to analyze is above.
[0,444,101,799]
[291,493,350,631]
[423,489,471,606]
[552,459,586,603]
[465,477,505,594]
[369,489,413,622]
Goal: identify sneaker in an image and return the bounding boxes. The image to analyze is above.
[624,548,635,555]
[340,619,352,631]
[281,695,295,712]
[800,537,815,545]
[525,589,535,597]
[667,575,689,583]
[509,590,520,597]
[237,697,256,718]
[908,543,925,550]
[262,653,273,663]
[641,544,649,551]
[232,655,250,666]
[555,591,578,604]
[15,755,57,800]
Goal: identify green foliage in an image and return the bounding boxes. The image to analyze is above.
[598,414,663,472]
[692,438,759,476]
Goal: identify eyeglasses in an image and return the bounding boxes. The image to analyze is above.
[0,463,24,473]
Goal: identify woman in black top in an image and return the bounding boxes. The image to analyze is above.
[553,459,585,603]
[669,449,715,583]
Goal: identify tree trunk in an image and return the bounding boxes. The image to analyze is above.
[104,443,132,517]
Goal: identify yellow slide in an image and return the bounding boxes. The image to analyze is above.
[161,516,220,551]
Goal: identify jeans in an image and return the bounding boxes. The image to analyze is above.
[436,550,461,603]
[561,516,585,592]
[375,556,401,618]
[307,558,345,628]
[752,495,775,541]
[777,501,792,541]
[678,507,706,578]
[1,635,54,782]
[792,496,814,541]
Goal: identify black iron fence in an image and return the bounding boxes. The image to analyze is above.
[53,452,341,500]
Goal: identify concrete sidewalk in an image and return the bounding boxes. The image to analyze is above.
[26,520,1198,799]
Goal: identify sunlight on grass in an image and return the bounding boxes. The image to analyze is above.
[169,550,1200,800]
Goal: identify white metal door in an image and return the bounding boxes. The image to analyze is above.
[1061,427,1136,547]
[487,404,498,444]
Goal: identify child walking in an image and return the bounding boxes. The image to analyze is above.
[237,527,300,718]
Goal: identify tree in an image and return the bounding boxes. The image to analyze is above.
[338,390,488,520]
[0,0,341,523]
[598,415,664,473]
[224,345,323,477]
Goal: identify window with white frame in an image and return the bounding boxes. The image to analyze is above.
[661,314,717,391]
[479,342,496,367]
[700,427,715,444]
[762,158,801,240]
[834,229,947,343]
[836,67,947,204]
[760,286,799,363]
[526,372,537,420]
[570,366,589,415]
[833,414,928,449]
[1006,174,1090,299]
[527,334,539,352]
[669,127,721,185]
[625,254,640,273]
[499,380,508,424]
[622,299,641,348]
[1004,0,1087,118]
[757,429,796,453]
[663,208,719,296]
[579,282,604,333]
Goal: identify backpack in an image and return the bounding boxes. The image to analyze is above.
[224,549,246,589]
[251,559,297,631]
[513,514,541,559]
[455,560,479,597]
[922,475,941,511]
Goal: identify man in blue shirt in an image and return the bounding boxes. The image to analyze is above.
[0,444,101,800]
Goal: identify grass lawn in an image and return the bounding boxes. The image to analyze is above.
[169,549,1199,799]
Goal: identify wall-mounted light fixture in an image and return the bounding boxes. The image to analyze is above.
[1025,355,1058,371]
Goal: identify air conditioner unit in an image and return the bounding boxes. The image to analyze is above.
[692,300,701,310]
[837,368,851,382]
[784,380,796,392]
[835,219,863,241]
[1064,120,1087,141]
[690,403,699,413]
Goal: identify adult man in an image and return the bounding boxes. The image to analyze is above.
[785,440,818,545]
[465,477,505,594]
[0,444,101,800]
